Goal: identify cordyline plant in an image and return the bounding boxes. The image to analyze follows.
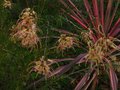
[29,0,120,90]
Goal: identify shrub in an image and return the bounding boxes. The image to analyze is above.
[45,0,120,90]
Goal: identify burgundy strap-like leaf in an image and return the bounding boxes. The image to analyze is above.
[53,28,79,36]
[104,0,113,33]
[48,54,86,77]
[92,0,100,27]
[48,65,68,77]
[60,0,88,30]
[83,72,97,90]
[109,68,118,90]
[59,0,82,23]
[100,0,104,33]
[59,0,68,9]
[67,0,89,26]
[69,15,88,29]
[107,0,120,33]
[60,0,78,18]
[83,0,96,29]
[74,73,90,90]
[108,18,120,36]
[110,28,120,37]
[48,58,74,65]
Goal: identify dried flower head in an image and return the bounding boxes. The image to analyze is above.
[10,8,39,49]
[31,56,51,76]
[81,31,91,43]
[111,55,120,72]
[3,0,12,9]
[19,8,37,20]
[86,37,119,64]
[114,61,120,72]
[57,34,79,51]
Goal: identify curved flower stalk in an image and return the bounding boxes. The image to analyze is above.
[10,8,39,49]
[46,0,120,90]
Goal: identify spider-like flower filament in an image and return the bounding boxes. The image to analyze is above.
[3,0,12,9]
[86,37,119,64]
[32,56,51,76]
[57,34,79,51]
[11,8,39,49]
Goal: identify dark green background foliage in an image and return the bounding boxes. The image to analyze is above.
[0,0,120,90]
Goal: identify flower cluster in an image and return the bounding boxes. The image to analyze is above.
[10,8,39,49]
[31,56,51,76]
[86,37,118,63]
[57,34,79,51]
[114,61,120,72]
[81,31,92,43]
[3,0,12,9]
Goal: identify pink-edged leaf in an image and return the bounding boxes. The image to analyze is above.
[83,72,97,90]
[109,68,118,90]
[92,0,100,26]
[59,0,76,16]
[74,73,90,90]
[83,0,93,21]
[48,65,68,78]
[49,54,87,65]
[83,0,96,29]
[60,0,88,30]
[69,14,88,30]
[48,54,86,77]
[104,0,113,33]
[67,0,89,26]
[100,0,104,30]
[58,54,86,75]
[59,0,82,23]
[59,0,68,9]
[91,73,98,90]
[53,28,79,37]
[107,0,120,32]
[108,18,120,36]
[48,58,74,65]
[110,28,120,37]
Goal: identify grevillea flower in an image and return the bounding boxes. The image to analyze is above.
[30,56,51,77]
[86,37,119,63]
[57,34,79,51]
[11,8,39,49]
[3,0,12,9]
